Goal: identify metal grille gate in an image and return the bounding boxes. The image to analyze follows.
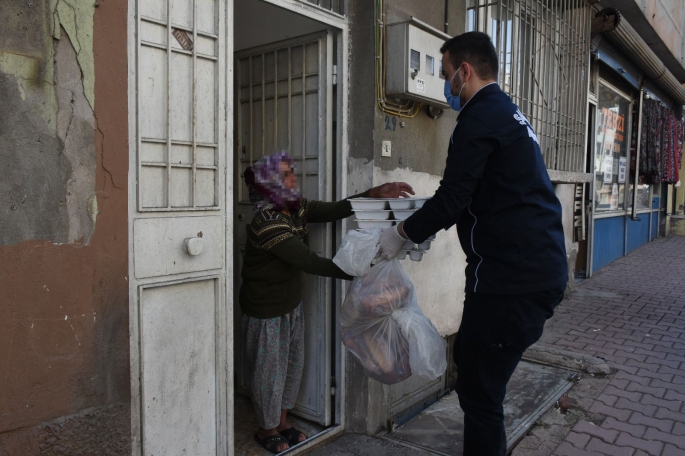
[468,0,591,172]
[234,31,335,426]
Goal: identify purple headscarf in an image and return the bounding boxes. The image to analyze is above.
[244,151,302,214]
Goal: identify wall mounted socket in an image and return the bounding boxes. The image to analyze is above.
[381,140,392,157]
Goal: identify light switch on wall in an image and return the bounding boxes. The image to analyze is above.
[381,140,392,157]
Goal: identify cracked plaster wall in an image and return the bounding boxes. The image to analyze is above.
[0,0,130,453]
[0,0,96,246]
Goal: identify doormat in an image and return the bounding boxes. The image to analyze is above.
[382,361,575,455]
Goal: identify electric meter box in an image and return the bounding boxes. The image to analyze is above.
[386,17,452,109]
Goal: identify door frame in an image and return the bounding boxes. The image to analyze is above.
[229,2,351,452]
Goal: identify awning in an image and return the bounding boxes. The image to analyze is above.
[599,10,685,108]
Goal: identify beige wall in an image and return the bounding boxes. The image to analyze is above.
[634,0,685,67]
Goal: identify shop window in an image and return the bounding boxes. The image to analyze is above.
[594,82,630,212]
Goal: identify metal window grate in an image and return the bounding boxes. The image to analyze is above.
[468,0,591,172]
[300,0,345,17]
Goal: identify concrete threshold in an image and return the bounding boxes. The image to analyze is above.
[381,360,577,455]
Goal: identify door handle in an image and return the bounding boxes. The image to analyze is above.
[184,237,204,256]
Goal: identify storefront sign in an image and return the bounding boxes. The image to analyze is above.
[573,184,585,242]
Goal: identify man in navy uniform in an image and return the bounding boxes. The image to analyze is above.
[379,32,568,455]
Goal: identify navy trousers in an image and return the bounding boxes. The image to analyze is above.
[454,287,564,456]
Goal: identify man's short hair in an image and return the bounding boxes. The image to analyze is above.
[440,32,499,81]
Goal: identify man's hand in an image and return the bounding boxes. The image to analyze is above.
[369,182,415,199]
[378,225,408,260]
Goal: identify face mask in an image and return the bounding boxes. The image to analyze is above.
[444,63,467,111]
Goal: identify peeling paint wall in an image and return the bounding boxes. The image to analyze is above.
[0,1,96,246]
[0,0,130,453]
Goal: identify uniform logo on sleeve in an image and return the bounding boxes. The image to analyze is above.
[513,109,539,146]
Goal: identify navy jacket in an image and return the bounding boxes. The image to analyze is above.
[403,83,567,295]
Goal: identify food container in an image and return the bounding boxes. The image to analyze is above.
[388,199,414,210]
[409,251,424,261]
[404,240,416,250]
[427,234,436,241]
[353,210,392,220]
[392,209,415,221]
[413,198,429,209]
[356,219,395,230]
[418,240,431,250]
[350,199,388,210]
[395,250,408,260]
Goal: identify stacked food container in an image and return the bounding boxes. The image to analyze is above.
[349,197,434,261]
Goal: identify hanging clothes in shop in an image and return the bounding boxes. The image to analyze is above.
[640,99,684,184]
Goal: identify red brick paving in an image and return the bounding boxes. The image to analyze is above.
[545,236,685,456]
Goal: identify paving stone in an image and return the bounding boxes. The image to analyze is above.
[628,412,674,433]
[641,393,682,412]
[615,432,664,456]
[616,371,652,386]
[674,422,685,436]
[604,385,642,402]
[658,365,684,376]
[589,401,632,421]
[553,441,601,456]
[626,359,664,372]
[566,431,591,449]
[572,420,618,444]
[596,394,619,407]
[665,390,685,402]
[654,407,685,423]
[636,369,675,383]
[614,398,657,417]
[586,436,635,455]
[602,417,647,438]
[663,444,685,456]
[651,380,685,395]
[626,382,667,398]
[643,428,685,450]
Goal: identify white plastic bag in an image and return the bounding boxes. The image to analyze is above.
[340,259,447,384]
[333,228,382,277]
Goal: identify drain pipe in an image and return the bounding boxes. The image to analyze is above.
[631,90,644,220]
[444,0,449,34]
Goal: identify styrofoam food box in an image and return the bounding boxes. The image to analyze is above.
[392,209,415,221]
[409,251,424,261]
[413,197,429,209]
[349,199,388,210]
[353,209,392,220]
[356,219,395,229]
[388,199,414,210]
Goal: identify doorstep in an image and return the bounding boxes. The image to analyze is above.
[381,360,575,455]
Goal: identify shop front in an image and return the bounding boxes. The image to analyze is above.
[588,60,683,275]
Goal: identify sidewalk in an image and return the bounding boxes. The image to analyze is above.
[313,235,685,455]
[526,235,685,456]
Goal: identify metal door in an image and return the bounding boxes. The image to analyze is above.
[234,31,334,426]
[128,0,230,454]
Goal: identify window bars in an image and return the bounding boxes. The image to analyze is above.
[468,0,591,172]
[301,0,345,17]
